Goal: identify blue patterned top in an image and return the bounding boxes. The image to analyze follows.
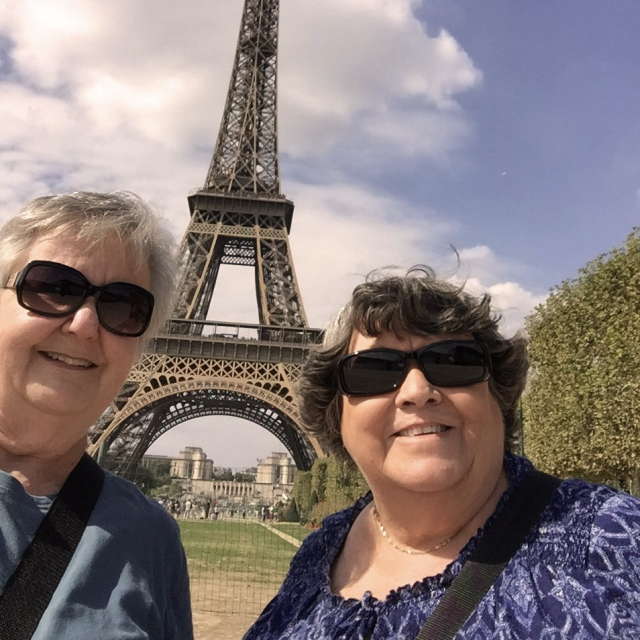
[244,455,640,639]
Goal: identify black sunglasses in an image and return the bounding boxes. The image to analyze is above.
[4,260,154,337]
[337,339,491,396]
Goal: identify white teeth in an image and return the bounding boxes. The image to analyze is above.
[399,425,449,437]
[44,352,94,368]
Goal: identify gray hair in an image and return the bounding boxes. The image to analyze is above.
[0,191,178,337]
[298,266,528,464]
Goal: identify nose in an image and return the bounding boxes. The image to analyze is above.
[395,363,441,406]
[62,299,101,339]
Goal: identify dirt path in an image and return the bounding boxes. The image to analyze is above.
[193,612,256,640]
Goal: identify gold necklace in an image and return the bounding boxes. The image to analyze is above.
[372,505,453,555]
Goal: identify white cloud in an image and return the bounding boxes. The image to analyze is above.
[485,281,546,336]
[0,0,482,230]
[0,1,543,341]
[361,107,472,159]
[451,245,548,335]
[1,0,479,169]
[279,0,481,159]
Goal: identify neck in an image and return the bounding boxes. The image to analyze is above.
[0,437,87,496]
[370,467,509,554]
[0,402,91,495]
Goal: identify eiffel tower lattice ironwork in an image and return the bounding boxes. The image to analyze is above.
[87,0,323,473]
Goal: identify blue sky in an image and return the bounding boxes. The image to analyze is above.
[411,0,640,290]
[0,0,638,466]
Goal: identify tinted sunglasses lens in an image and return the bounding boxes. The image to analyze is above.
[19,264,86,315]
[340,351,407,395]
[419,342,487,386]
[97,284,153,336]
[18,263,153,337]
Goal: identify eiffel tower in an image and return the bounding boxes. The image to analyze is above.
[88,0,323,473]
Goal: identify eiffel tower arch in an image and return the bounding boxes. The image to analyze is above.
[88,0,323,474]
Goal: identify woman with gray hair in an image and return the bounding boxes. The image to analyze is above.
[0,192,193,639]
[245,266,640,639]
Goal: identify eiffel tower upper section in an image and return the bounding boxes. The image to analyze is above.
[205,0,282,196]
[174,0,307,330]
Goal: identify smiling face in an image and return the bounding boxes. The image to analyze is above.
[340,330,505,497]
[0,233,149,459]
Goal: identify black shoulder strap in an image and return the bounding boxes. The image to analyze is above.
[0,453,105,640]
[415,469,561,640]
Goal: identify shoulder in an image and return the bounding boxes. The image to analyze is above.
[100,470,169,513]
[550,476,620,519]
[42,470,192,640]
[542,481,640,633]
[531,472,640,572]
[503,456,640,566]
[93,471,181,546]
[506,455,623,532]
[587,485,640,567]
[546,476,638,533]
[468,477,640,638]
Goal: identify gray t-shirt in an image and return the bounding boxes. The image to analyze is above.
[0,467,193,639]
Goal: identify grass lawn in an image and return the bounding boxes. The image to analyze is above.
[178,519,304,615]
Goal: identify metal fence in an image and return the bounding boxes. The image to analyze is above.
[107,459,309,616]
[179,517,306,616]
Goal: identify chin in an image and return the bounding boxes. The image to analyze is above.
[381,458,467,493]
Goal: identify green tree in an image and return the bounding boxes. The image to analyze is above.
[147,459,171,480]
[311,458,328,502]
[131,465,158,494]
[282,499,300,522]
[233,472,256,483]
[293,457,370,525]
[292,470,313,522]
[523,229,640,493]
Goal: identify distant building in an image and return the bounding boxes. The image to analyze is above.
[144,447,297,505]
[170,446,213,480]
[256,452,296,485]
[190,451,296,505]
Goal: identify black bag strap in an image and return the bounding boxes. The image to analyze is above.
[0,453,105,640]
[415,469,561,640]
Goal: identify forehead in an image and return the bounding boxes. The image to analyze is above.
[348,329,474,352]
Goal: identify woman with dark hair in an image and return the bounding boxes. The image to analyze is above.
[0,192,192,639]
[244,266,640,639]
